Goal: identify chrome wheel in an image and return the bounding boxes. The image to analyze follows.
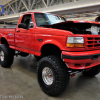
[42,67,54,85]
[0,51,4,61]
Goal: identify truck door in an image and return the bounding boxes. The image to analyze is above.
[15,14,35,52]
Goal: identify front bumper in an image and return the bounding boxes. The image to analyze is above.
[62,50,100,69]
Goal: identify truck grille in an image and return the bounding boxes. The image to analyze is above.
[85,36,100,50]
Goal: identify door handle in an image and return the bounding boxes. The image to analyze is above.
[17,30,20,32]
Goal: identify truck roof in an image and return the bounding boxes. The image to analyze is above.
[21,12,65,18]
[22,12,50,15]
[22,12,43,14]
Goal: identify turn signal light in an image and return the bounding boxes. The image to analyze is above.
[67,43,84,47]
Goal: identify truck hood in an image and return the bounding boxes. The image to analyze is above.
[44,20,100,34]
[45,20,100,29]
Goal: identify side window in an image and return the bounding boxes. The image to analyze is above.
[21,14,34,29]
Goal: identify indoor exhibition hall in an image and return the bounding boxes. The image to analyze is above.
[0,0,100,100]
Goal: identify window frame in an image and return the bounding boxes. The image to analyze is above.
[21,14,34,29]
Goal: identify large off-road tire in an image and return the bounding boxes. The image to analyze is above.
[82,64,100,77]
[0,44,14,68]
[37,56,70,96]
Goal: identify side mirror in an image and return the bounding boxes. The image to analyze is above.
[18,23,27,29]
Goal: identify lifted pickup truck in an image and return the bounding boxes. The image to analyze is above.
[0,12,100,96]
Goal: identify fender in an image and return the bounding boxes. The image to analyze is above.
[0,31,8,40]
[40,39,64,51]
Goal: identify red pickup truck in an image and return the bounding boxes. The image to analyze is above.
[0,12,100,96]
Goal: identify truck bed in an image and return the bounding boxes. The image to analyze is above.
[0,24,16,28]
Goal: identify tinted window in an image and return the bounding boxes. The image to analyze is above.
[34,13,66,27]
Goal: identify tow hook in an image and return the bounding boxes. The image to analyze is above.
[87,68,91,71]
[71,74,75,77]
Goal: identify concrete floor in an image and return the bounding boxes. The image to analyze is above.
[0,55,100,100]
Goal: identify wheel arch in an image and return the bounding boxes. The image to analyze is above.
[40,40,63,50]
[0,37,8,45]
[41,43,62,58]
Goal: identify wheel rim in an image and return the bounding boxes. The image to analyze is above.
[42,67,54,86]
[0,51,4,61]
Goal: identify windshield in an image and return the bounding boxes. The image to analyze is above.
[34,13,66,27]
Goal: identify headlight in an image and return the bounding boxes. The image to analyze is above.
[67,37,84,47]
[91,26,98,35]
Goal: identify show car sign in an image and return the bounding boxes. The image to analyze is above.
[0,5,4,14]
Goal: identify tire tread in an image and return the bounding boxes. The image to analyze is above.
[37,55,70,96]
